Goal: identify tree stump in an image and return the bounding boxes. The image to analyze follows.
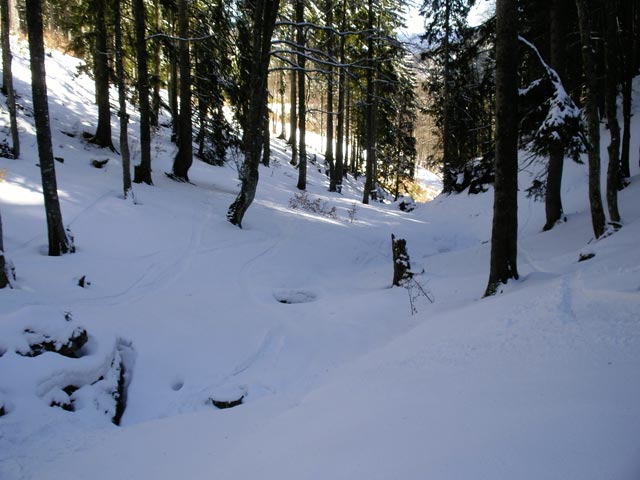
[391,234,413,286]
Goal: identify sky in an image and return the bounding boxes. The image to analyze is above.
[401,0,496,39]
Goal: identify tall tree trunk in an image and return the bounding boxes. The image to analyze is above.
[485,0,519,296]
[441,0,454,193]
[227,0,280,227]
[346,82,352,173]
[262,109,270,166]
[150,0,161,128]
[1,0,19,158]
[26,0,74,256]
[133,0,153,185]
[604,0,621,225]
[362,0,376,204]
[90,0,114,150]
[621,77,632,179]
[335,0,346,191]
[576,0,606,238]
[325,0,336,191]
[278,69,286,138]
[7,0,16,32]
[168,8,179,143]
[171,0,193,181]
[296,0,307,190]
[289,66,298,165]
[115,0,132,199]
[544,0,567,231]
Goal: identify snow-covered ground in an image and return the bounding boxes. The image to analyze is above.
[1,40,639,479]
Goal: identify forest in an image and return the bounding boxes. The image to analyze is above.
[2,0,640,292]
[0,0,639,478]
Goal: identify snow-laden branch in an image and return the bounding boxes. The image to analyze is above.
[518,35,587,160]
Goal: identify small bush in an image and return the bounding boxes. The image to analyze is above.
[289,192,337,219]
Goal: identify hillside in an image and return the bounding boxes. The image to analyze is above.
[1,41,639,480]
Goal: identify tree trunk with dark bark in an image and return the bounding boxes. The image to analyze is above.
[168,9,179,143]
[604,0,621,225]
[150,0,162,128]
[576,0,606,239]
[289,64,298,166]
[1,0,19,158]
[362,0,376,204]
[325,0,336,192]
[544,0,567,231]
[133,0,153,185]
[335,0,346,192]
[90,0,114,150]
[262,110,270,166]
[227,0,280,227]
[114,0,132,199]
[115,0,132,199]
[621,78,632,179]
[296,0,307,190]
[485,0,519,297]
[26,0,74,256]
[171,0,193,181]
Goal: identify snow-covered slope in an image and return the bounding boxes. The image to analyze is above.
[1,41,639,480]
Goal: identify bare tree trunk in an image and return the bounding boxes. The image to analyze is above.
[604,0,621,225]
[289,64,298,166]
[7,0,16,32]
[115,0,132,199]
[544,0,567,231]
[26,0,74,256]
[262,109,270,166]
[150,0,161,128]
[576,0,606,238]
[325,0,336,191]
[90,0,114,150]
[227,0,280,227]
[362,0,376,204]
[335,0,346,191]
[621,77,632,179]
[133,0,153,185]
[485,0,519,296]
[171,0,193,181]
[296,0,307,190]
[441,0,454,193]
[1,0,19,158]
[278,69,286,138]
[168,8,179,143]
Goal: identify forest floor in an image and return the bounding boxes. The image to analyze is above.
[1,40,639,479]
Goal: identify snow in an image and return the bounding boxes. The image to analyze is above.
[1,39,640,480]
